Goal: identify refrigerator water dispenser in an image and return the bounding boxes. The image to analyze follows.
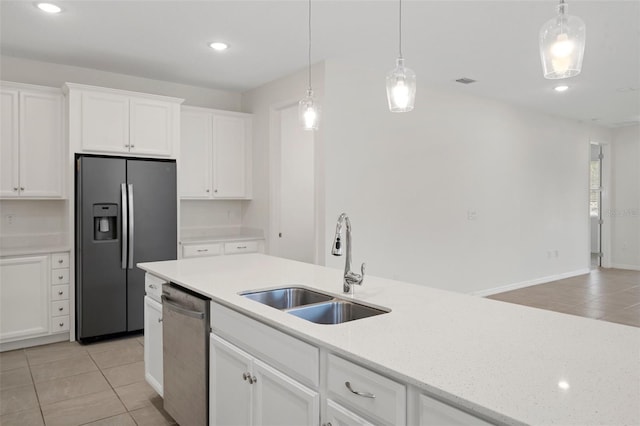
[93,204,117,241]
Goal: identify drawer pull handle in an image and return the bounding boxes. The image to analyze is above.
[158,318,163,323]
[59,322,64,327]
[345,382,376,399]
[243,372,250,381]
[58,307,64,311]
[237,246,247,249]
[197,249,209,252]
[58,275,64,279]
[149,284,157,289]
[249,375,257,384]
[58,290,64,295]
[58,259,64,264]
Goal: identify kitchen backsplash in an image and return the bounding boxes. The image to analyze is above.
[0,200,68,250]
[180,200,244,229]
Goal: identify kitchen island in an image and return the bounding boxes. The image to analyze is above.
[139,253,640,426]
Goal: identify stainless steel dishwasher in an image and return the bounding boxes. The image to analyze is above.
[162,283,210,426]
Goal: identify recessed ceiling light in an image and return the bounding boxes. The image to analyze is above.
[36,2,62,13]
[554,85,569,92]
[209,42,229,51]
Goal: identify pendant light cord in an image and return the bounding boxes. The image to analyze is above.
[398,0,403,59]
[307,0,312,91]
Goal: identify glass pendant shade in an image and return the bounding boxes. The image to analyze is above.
[299,89,320,131]
[539,3,586,79]
[386,58,416,112]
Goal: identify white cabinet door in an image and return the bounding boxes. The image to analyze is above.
[0,88,19,197]
[130,98,173,156]
[210,334,252,426]
[419,394,494,426]
[0,256,49,342]
[144,296,163,396]
[180,110,211,198]
[81,91,130,153]
[253,358,320,426]
[212,115,248,198]
[19,90,63,197]
[326,399,375,426]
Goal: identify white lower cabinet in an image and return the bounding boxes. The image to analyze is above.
[418,393,494,426]
[144,295,163,396]
[325,399,374,426]
[210,333,320,426]
[0,255,49,342]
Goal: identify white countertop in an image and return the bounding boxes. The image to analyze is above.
[180,227,264,245]
[138,254,640,426]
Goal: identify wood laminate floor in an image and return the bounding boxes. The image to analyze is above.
[487,268,640,328]
[0,335,174,426]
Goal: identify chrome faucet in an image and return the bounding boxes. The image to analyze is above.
[331,213,365,293]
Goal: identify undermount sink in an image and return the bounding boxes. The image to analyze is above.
[287,300,388,324]
[240,287,333,309]
[239,286,390,324]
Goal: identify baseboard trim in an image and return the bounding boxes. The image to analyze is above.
[470,268,591,297]
[610,263,640,271]
[0,333,69,352]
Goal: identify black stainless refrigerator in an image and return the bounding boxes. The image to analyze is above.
[76,155,177,341]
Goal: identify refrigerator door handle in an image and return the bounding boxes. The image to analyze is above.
[121,183,128,269]
[127,183,134,269]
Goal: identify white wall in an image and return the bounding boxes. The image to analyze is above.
[0,55,241,110]
[321,60,606,294]
[241,63,325,260]
[610,124,640,270]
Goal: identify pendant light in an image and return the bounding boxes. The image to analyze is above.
[539,0,586,79]
[299,0,320,131]
[386,0,416,112]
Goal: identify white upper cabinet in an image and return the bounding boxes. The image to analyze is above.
[65,83,183,158]
[213,115,248,198]
[0,83,64,199]
[130,98,174,156]
[0,88,19,198]
[180,109,212,198]
[80,91,129,153]
[180,106,252,200]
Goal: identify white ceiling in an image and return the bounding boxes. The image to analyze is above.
[1,0,638,127]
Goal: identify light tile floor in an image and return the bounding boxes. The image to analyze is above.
[487,268,640,328]
[0,334,176,426]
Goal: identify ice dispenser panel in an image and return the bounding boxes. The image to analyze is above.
[93,204,117,241]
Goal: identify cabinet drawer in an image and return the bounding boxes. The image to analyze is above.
[51,252,69,268]
[328,354,406,426]
[51,285,69,301]
[51,315,70,333]
[211,302,319,388]
[223,241,258,255]
[51,300,69,316]
[51,268,69,285]
[145,273,166,302]
[182,243,222,258]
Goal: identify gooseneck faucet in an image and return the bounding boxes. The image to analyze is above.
[332,213,365,293]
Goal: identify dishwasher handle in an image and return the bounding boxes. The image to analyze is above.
[162,296,205,319]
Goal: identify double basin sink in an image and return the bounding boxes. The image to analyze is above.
[239,287,390,325]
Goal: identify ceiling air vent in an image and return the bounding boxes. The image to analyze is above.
[455,77,476,84]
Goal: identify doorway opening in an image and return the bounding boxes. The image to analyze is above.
[272,104,316,264]
[590,143,603,269]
